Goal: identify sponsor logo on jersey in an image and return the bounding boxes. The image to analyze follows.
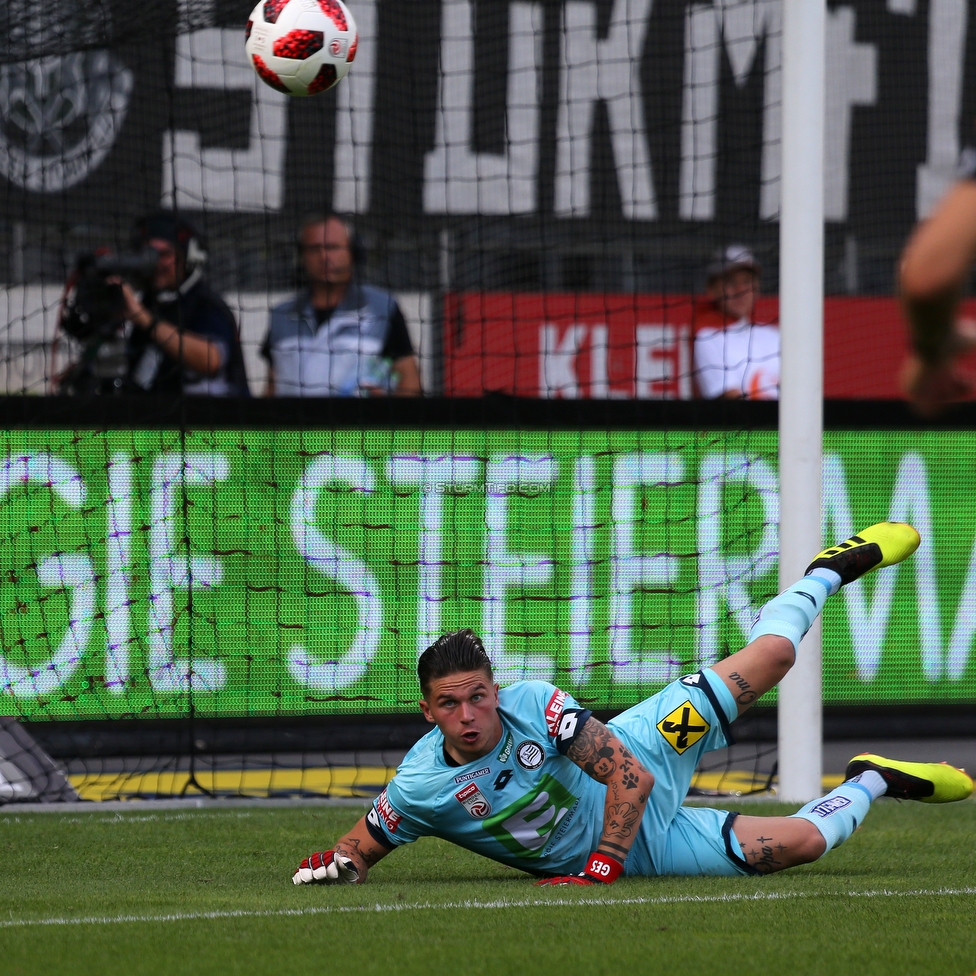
[454,766,491,785]
[680,673,702,686]
[656,701,710,754]
[375,788,402,833]
[516,740,546,769]
[809,795,852,818]
[483,774,579,858]
[493,769,513,790]
[544,689,568,736]
[498,732,514,763]
[454,782,492,818]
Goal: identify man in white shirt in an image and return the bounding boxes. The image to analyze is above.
[693,245,779,400]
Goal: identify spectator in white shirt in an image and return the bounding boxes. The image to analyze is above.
[693,245,779,400]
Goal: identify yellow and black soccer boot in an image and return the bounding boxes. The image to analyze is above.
[846,754,974,803]
[805,522,920,586]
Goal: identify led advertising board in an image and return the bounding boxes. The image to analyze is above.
[1,429,971,718]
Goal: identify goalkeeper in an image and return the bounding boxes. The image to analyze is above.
[294,523,973,887]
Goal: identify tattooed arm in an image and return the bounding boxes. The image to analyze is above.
[565,718,654,867]
[332,815,394,881]
[293,814,394,885]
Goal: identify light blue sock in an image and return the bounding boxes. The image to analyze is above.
[748,568,841,655]
[790,780,874,855]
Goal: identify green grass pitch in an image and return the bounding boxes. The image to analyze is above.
[1,800,975,976]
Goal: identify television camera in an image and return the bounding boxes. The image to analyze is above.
[58,248,161,394]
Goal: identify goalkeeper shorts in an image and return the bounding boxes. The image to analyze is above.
[608,668,756,877]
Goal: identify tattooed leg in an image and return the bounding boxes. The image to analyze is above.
[731,815,826,874]
[711,566,846,716]
[733,773,879,874]
[710,635,796,717]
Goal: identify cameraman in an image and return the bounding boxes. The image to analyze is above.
[59,212,249,396]
[120,212,249,396]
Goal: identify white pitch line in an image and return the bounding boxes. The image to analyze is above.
[3,887,976,930]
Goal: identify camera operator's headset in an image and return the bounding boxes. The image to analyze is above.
[131,212,209,271]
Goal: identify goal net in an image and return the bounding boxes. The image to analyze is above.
[0,424,785,799]
[1,0,971,801]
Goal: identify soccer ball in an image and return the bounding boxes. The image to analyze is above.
[245,0,357,97]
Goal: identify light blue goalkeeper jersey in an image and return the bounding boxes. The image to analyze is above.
[366,671,743,879]
[366,681,601,877]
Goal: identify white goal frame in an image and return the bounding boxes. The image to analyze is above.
[778,0,826,802]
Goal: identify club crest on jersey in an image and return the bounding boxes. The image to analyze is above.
[656,701,710,754]
[516,740,546,769]
[455,782,492,818]
[545,689,568,736]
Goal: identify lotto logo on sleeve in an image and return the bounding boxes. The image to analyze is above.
[375,788,402,833]
[455,782,492,818]
[556,711,579,743]
[545,690,568,736]
[656,701,710,754]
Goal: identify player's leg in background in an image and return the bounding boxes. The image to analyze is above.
[899,178,976,415]
[730,755,974,874]
[710,522,921,717]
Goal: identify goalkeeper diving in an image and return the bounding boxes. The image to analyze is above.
[294,523,973,887]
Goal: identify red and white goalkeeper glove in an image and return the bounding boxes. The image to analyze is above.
[293,850,361,885]
[534,851,624,887]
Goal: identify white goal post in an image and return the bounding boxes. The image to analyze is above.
[778,0,826,802]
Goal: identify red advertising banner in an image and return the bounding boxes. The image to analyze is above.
[443,293,928,399]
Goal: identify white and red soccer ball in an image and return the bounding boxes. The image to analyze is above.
[245,0,357,97]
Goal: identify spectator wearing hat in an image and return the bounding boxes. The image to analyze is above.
[115,211,250,396]
[693,245,779,400]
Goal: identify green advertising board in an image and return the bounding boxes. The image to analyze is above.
[1,428,973,718]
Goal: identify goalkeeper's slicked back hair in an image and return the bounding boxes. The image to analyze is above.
[418,630,494,697]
